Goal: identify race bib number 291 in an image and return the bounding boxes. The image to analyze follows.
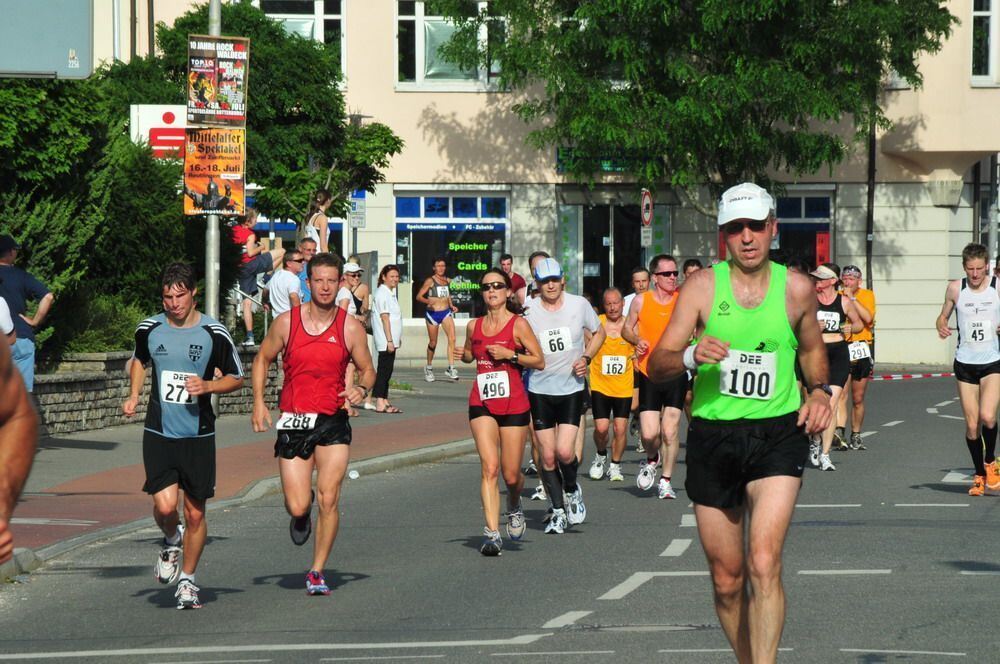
[719,352,776,401]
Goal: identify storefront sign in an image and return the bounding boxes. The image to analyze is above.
[187,35,249,127]
[129,105,187,159]
[183,128,246,216]
[397,223,503,232]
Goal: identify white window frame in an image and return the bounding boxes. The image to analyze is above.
[972,0,998,85]
[396,1,499,92]
[255,1,348,85]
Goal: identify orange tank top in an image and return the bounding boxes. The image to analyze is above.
[636,290,678,376]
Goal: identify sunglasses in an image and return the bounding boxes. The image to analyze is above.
[537,276,562,285]
[287,259,304,263]
[654,270,679,277]
[481,282,507,291]
[722,220,769,235]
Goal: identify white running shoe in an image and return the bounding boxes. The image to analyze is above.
[809,437,821,468]
[175,578,202,609]
[424,366,435,382]
[608,462,624,482]
[589,454,606,480]
[566,487,587,525]
[636,455,659,491]
[506,507,526,540]
[544,508,567,534]
[445,366,459,381]
[155,524,184,585]
[657,477,677,499]
[480,528,502,556]
[530,483,547,501]
[819,454,836,471]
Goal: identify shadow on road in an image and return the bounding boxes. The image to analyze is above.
[907,482,970,494]
[134,584,246,608]
[37,437,119,452]
[252,570,370,591]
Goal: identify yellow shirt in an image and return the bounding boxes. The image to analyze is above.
[847,288,876,343]
[589,314,635,398]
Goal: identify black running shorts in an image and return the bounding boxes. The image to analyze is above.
[685,412,807,509]
[529,391,585,431]
[849,356,874,381]
[274,411,352,460]
[142,431,216,501]
[468,405,531,427]
[954,358,1000,385]
[636,370,688,412]
[590,390,631,420]
[825,341,850,387]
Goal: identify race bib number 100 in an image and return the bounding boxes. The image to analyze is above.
[601,355,626,376]
[276,412,318,430]
[477,371,510,400]
[719,352,777,401]
[542,327,572,354]
[160,371,196,405]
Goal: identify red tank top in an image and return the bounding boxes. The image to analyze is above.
[279,305,350,415]
[468,315,530,415]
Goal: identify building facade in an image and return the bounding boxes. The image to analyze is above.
[96,0,995,364]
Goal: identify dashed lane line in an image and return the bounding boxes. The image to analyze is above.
[959,570,1000,575]
[940,415,965,420]
[320,658,445,662]
[926,408,939,414]
[882,420,903,427]
[840,648,964,657]
[542,611,593,629]
[796,504,861,508]
[860,431,877,438]
[9,518,99,527]
[894,503,969,508]
[598,571,709,600]
[659,649,794,654]
[942,470,972,483]
[797,569,892,575]
[934,400,956,407]
[680,514,696,528]
[490,652,614,657]
[660,538,692,557]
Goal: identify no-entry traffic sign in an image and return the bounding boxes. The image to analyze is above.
[641,189,653,226]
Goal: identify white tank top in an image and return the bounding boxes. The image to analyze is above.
[305,212,325,248]
[955,276,1000,365]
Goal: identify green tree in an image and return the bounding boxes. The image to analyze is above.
[438,0,956,207]
[157,0,403,226]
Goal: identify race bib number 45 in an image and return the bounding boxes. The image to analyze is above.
[276,412,318,430]
[160,371,196,405]
[601,355,626,376]
[963,319,989,344]
[477,371,510,400]
[542,327,572,354]
[719,351,776,401]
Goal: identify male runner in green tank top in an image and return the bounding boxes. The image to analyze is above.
[648,182,832,664]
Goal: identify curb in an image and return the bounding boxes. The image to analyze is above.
[1,437,476,582]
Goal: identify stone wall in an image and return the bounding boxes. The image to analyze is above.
[34,351,283,436]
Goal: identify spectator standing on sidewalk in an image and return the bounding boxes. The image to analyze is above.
[297,238,318,303]
[372,265,403,413]
[268,250,304,318]
[0,234,54,391]
[0,336,38,565]
[0,296,14,344]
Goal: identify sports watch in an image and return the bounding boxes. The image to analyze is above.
[809,383,833,398]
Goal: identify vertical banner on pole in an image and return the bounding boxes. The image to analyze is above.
[187,35,250,127]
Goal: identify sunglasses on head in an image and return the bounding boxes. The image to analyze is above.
[481,281,507,291]
[654,270,679,277]
[722,219,769,235]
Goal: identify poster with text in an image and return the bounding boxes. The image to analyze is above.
[183,128,245,216]
[187,34,249,127]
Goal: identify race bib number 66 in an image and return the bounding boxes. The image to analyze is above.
[719,351,776,401]
[160,371,196,405]
[542,327,572,354]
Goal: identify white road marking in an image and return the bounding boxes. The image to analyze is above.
[797,569,892,575]
[926,407,939,414]
[796,504,861,508]
[940,415,966,420]
[151,660,271,664]
[959,570,1000,576]
[894,503,969,508]
[0,635,551,661]
[490,652,614,657]
[840,648,964,657]
[9,518,99,527]
[942,470,972,483]
[660,539,692,557]
[658,649,794,654]
[882,420,903,427]
[542,611,593,629]
[320,658,445,662]
[680,514,696,527]
[934,400,955,407]
[860,431,877,438]
[598,571,708,600]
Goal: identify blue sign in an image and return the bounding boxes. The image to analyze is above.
[397,222,503,232]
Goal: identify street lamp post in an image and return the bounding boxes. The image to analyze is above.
[205,0,222,321]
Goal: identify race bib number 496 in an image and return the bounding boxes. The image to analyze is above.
[276,412,318,430]
[477,371,510,400]
[542,327,572,354]
[160,371,196,404]
[719,351,776,401]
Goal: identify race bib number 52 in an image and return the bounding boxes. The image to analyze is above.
[160,371,195,405]
[719,351,776,401]
[477,371,510,400]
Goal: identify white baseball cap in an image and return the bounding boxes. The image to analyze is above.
[343,262,363,273]
[717,182,775,226]
[534,257,563,281]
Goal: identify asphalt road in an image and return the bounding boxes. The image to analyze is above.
[2,376,998,663]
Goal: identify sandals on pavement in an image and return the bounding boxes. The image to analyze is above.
[375,405,402,414]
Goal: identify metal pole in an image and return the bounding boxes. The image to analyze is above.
[864,115,876,290]
[113,0,121,61]
[990,154,998,267]
[129,0,137,59]
[147,0,155,56]
[205,0,222,322]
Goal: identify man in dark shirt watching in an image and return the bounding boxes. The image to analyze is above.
[0,235,53,391]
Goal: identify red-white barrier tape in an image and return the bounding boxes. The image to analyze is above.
[872,373,954,381]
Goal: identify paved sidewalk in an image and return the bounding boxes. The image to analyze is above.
[4,368,475,580]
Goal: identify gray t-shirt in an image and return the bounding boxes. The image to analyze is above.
[524,293,600,396]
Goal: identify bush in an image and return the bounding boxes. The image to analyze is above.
[58,293,150,354]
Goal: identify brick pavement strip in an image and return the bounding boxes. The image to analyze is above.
[1,409,474,582]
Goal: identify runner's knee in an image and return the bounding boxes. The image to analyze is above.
[981,411,997,428]
[747,546,783,588]
[316,486,341,513]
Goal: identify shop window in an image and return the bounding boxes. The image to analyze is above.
[260,1,345,77]
[395,196,421,217]
[424,196,450,217]
[453,197,478,217]
[481,197,507,218]
[777,195,832,221]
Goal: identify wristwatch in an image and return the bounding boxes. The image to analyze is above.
[582,354,592,365]
[809,383,833,398]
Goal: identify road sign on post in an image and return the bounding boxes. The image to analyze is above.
[640,189,654,226]
[349,189,366,229]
